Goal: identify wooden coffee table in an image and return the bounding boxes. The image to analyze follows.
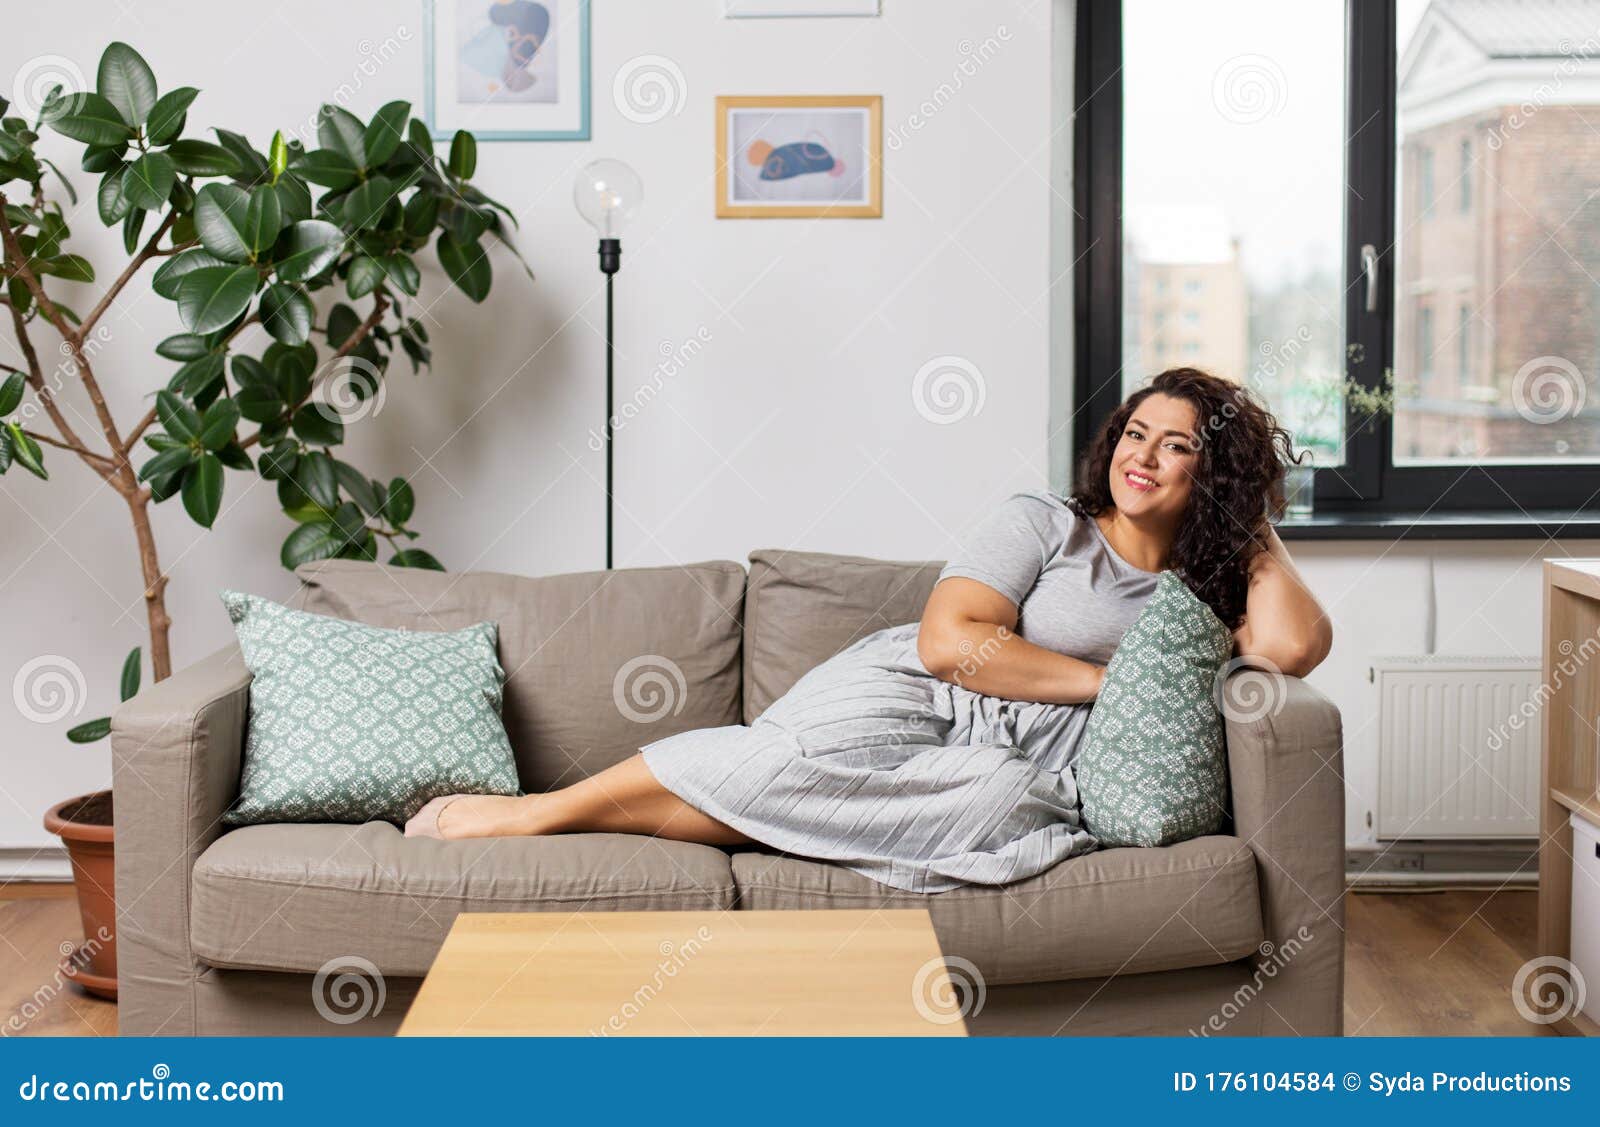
[397,908,968,1036]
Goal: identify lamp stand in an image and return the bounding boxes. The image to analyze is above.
[598,237,621,570]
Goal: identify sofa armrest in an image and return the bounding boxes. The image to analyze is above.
[1224,673,1346,1036]
[111,644,250,1036]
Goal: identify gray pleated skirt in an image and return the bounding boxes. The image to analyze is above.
[641,621,1097,893]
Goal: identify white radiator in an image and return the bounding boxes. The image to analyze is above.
[1374,656,1541,840]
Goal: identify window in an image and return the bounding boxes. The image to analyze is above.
[1074,0,1600,517]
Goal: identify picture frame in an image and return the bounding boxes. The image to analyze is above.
[715,95,883,218]
[423,0,591,142]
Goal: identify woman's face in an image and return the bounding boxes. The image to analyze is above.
[1106,392,1200,524]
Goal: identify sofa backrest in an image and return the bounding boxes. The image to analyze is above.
[293,559,745,790]
[741,549,944,723]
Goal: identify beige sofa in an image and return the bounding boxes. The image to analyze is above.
[111,550,1345,1036]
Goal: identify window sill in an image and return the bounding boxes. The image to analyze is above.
[1274,511,1600,542]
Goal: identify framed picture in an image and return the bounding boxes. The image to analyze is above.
[716,95,883,218]
[424,0,591,141]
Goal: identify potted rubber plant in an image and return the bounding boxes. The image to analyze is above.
[1,42,529,997]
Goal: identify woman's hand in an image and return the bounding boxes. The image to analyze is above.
[1231,527,1333,679]
[917,577,1106,704]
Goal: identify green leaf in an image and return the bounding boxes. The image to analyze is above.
[122,150,174,211]
[193,182,252,261]
[242,185,283,254]
[138,445,195,482]
[280,520,341,569]
[6,421,46,478]
[380,254,420,296]
[383,476,415,524]
[290,148,358,189]
[274,219,344,282]
[215,441,253,471]
[271,174,312,223]
[346,254,384,299]
[212,128,268,181]
[198,397,240,450]
[166,138,238,176]
[175,264,257,334]
[259,283,313,345]
[171,353,225,396]
[390,548,444,571]
[81,141,126,173]
[50,92,133,146]
[236,384,284,423]
[295,451,339,509]
[317,105,367,169]
[342,175,394,229]
[231,353,272,388]
[326,303,361,349]
[265,341,317,399]
[155,333,210,361]
[363,101,411,167]
[436,231,490,303]
[0,426,12,472]
[0,371,25,415]
[402,191,440,237]
[118,646,141,702]
[97,165,128,225]
[146,86,198,146]
[148,467,183,502]
[444,201,490,243]
[292,403,343,446]
[448,130,476,179]
[66,718,112,744]
[268,130,288,183]
[258,441,298,480]
[122,206,146,255]
[152,247,227,299]
[155,389,201,442]
[182,451,224,527]
[97,42,158,124]
[333,460,379,514]
[35,254,94,283]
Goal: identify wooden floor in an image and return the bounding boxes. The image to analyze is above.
[0,883,1555,1037]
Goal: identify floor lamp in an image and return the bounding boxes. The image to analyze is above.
[573,159,644,570]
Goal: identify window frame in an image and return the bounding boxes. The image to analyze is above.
[1072,0,1600,518]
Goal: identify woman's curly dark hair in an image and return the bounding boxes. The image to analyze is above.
[1067,367,1299,629]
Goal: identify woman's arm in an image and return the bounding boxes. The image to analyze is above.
[1232,528,1333,678]
[917,577,1106,704]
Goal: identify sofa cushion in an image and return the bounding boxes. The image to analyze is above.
[730,836,1262,985]
[190,824,737,976]
[292,559,745,791]
[743,549,943,723]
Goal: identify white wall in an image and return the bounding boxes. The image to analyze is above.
[0,0,1054,851]
[0,1,1587,860]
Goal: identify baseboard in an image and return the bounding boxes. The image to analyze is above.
[1345,839,1538,889]
[0,846,73,882]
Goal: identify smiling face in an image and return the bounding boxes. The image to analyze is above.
[1106,392,1201,524]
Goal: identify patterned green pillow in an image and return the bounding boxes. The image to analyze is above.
[220,591,521,826]
[1074,570,1233,849]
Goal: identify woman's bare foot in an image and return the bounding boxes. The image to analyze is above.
[404,794,544,840]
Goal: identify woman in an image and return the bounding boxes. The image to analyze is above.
[406,368,1332,893]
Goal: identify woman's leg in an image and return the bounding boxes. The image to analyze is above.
[409,754,752,845]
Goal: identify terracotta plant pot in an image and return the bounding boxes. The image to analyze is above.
[42,790,117,1000]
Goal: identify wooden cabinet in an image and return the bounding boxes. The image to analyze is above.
[1538,560,1600,1036]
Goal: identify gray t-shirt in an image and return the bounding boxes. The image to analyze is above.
[936,489,1159,664]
